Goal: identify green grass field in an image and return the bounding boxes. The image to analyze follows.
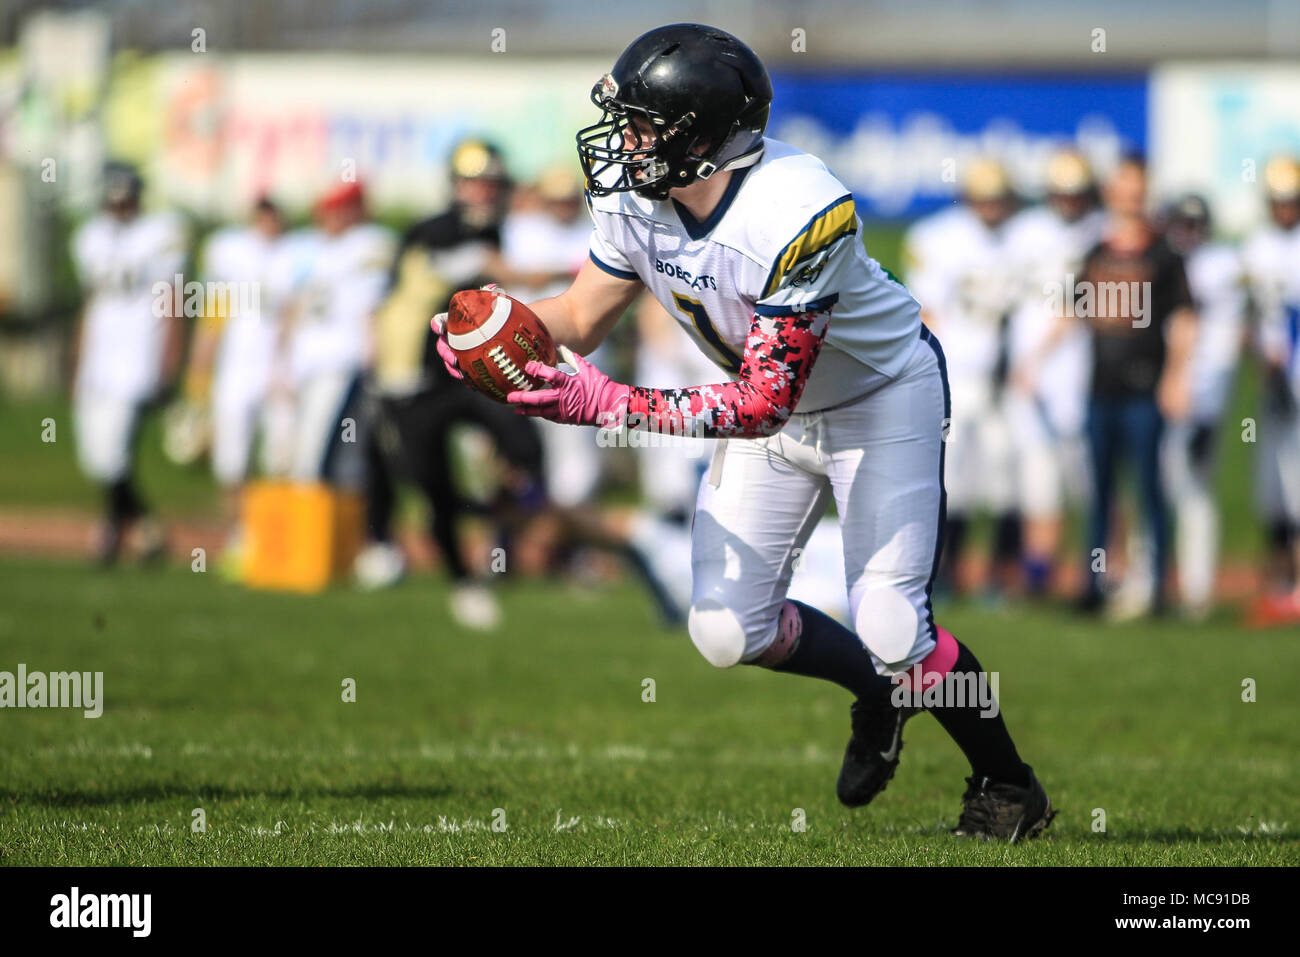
[1,555,1296,866]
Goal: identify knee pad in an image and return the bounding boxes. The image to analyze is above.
[687,599,748,668]
[854,585,921,670]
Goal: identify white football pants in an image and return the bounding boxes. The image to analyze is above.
[689,329,948,676]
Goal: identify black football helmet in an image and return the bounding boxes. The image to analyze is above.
[577,24,772,201]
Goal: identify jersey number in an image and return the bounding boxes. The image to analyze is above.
[671,293,742,375]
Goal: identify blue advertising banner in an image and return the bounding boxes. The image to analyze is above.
[768,72,1148,219]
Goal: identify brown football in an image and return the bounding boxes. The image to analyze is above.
[445,289,558,403]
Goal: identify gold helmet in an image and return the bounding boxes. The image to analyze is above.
[962,157,1011,203]
[1263,156,1300,202]
[450,138,509,182]
[1045,149,1094,195]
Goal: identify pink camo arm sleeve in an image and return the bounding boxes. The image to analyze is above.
[626,307,832,439]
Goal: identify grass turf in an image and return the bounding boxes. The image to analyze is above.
[0,555,1296,866]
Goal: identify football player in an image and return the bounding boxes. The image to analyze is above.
[1159,195,1246,619]
[433,24,1053,840]
[1243,156,1300,622]
[275,181,394,487]
[904,158,1022,598]
[71,162,187,564]
[183,197,287,567]
[1006,150,1107,596]
[359,140,545,629]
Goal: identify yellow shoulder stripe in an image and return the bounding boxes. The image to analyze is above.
[763,196,857,299]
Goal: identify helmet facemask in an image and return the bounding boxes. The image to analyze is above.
[578,74,718,201]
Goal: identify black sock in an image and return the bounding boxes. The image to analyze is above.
[926,641,1030,787]
[941,515,969,589]
[107,478,144,525]
[762,601,892,700]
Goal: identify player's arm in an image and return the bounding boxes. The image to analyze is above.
[511,302,830,440]
[526,255,643,355]
[1156,255,1198,421]
[625,305,829,438]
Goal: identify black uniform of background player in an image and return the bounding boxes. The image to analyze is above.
[364,140,544,584]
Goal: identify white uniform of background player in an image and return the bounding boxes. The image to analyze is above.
[274,189,394,485]
[502,168,605,507]
[205,223,284,486]
[1242,183,1300,557]
[589,138,937,671]
[904,173,1019,526]
[1005,151,1106,593]
[72,204,186,486]
[1004,204,1105,515]
[1158,197,1246,615]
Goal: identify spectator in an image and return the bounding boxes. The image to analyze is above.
[1022,154,1197,617]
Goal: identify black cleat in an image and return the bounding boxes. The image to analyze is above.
[952,765,1055,843]
[836,695,916,808]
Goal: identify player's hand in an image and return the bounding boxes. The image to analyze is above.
[1156,372,1191,422]
[429,312,464,381]
[508,345,631,428]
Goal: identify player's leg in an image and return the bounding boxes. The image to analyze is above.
[936,385,978,596]
[396,390,472,582]
[1164,419,1218,617]
[288,370,362,484]
[354,393,407,590]
[74,392,149,564]
[986,397,1023,597]
[1124,397,1169,613]
[210,391,261,576]
[1082,397,1120,610]
[829,330,1049,838]
[1008,393,1065,597]
[688,426,892,707]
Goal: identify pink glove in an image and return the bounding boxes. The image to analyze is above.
[430,312,464,381]
[508,345,631,427]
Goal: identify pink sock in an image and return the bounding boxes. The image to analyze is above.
[897,625,959,691]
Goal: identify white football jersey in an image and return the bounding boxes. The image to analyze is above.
[73,212,187,401]
[1243,223,1300,393]
[1183,241,1247,419]
[280,223,395,383]
[586,138,921,412]
[903,205,1021,387]
[204,226,282,407]
[1003,205,1107,435]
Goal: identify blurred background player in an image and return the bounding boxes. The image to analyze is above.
[1159,194,1246,619]
[1006,149,1106,596]
[70,161,187,565]
[1025,154,1197,618]
[275,181,392,489]
[182,197,286,572]
[359,138,544,629]
[904,157,1022,598]
[1243,156,1300,623]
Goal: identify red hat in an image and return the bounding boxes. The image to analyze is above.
[316,180,365,213]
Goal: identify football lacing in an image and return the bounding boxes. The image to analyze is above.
[488,345,533,391]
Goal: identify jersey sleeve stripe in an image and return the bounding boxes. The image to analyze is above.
[753,292,839,316]
[589,252,638,282]
[762,195,858,299]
